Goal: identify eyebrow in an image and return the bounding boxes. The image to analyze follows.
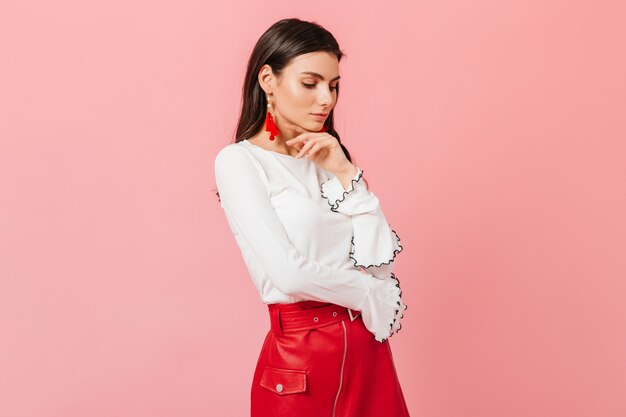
[300,71,341,81]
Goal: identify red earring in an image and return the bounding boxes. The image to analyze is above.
[265,110,279,141]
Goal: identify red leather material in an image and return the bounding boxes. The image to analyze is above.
[260,366,307,395]
[269,301,360,334]
[251,300,411,417]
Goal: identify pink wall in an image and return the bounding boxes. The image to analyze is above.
[1,1,625,416]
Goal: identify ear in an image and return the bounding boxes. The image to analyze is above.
[258,64,274,95]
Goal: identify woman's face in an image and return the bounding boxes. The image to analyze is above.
[259,51,340,137]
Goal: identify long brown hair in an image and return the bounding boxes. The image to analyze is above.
[215,18,353,202]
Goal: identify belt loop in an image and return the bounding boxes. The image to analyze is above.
[270,306,285,335]
[277,309,284,335]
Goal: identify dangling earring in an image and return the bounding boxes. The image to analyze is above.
[265,96,279,141]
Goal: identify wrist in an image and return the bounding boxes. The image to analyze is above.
[334,164,359,191]
[336,163,357,176]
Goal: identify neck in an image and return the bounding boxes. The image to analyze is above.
[248,131,299,157]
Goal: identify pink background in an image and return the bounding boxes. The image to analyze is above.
[1,1,625,416]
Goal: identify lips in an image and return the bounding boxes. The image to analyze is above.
[311,113,328,116]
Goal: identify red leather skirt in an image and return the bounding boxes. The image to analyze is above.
[250,300,411,417]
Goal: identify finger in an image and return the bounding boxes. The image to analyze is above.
[290,141,305,152]
[303,142,323,159]
[285,132,312,146]
[284,134,305,150]
[295,137,316,158]
[298,136,333,158]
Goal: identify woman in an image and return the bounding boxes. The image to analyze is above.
[214,18,410,417]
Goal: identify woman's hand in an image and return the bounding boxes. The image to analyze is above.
[283,121,354,176]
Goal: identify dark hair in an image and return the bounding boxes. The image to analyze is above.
[215,18,352,202]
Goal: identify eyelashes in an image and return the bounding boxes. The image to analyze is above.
[303,83,338,91]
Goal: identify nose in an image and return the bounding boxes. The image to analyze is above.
[318,86,333,107]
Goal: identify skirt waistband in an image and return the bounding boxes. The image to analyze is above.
[268,300,361,335]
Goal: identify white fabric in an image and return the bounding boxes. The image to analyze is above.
[214,139,406,342]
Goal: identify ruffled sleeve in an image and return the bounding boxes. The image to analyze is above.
[320,166,407,341]
[320,167,404,280]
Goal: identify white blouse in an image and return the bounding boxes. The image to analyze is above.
[214,139,407,342]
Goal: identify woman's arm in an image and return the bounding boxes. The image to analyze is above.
[214,145,405,341]
[320,167,404,280]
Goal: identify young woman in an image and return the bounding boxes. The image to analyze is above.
[214,18,410,417]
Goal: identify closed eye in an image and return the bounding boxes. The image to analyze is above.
[303,83,338,91]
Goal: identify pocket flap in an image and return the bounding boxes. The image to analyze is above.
[260,366,308,395]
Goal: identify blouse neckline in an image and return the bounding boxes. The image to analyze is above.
[241,139,308,161]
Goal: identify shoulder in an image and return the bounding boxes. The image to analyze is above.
[215,142,247,163]
[214,142,256,172]
[214,141,268,185]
